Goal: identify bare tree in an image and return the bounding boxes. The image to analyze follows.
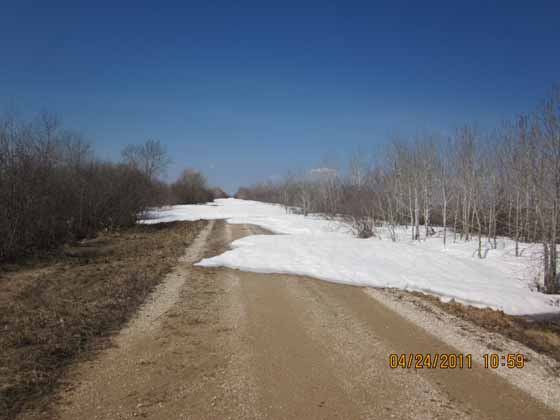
[438,137,454,247]
[121,139,170,181]
[537,88,560,293]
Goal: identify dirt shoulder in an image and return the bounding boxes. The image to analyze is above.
[28,220,559,420]
[418,293,560,362]
[0,220,208,420]
[365,287,560,413]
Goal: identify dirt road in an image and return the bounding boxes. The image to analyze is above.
[22,220,558,420]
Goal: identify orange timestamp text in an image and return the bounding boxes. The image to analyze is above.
[389,353,526,369]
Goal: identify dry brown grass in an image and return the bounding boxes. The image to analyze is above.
[0,220,207,420]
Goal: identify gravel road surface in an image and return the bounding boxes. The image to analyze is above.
[20,220,558,420]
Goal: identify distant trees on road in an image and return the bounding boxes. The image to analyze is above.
[236,87,560,294]
[172,169,214,204]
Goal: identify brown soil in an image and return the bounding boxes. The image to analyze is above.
[15,221,558,420]
[0,220,208,420]
[414,293,560,362]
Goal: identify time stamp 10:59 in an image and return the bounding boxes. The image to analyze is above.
[388,353,526,370]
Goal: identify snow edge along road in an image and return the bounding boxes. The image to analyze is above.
[144,198,560,316]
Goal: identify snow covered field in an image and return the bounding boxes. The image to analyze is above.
[143,198,560,316]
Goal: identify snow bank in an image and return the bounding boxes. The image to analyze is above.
[143,199,560,316]
[143,198,348,236]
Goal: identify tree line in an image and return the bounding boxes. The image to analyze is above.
[236,88,560,294]
[0,113,221,262]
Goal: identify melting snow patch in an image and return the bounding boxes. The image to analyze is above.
[144,199,560,316]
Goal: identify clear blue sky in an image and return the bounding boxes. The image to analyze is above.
[2,1,559,193]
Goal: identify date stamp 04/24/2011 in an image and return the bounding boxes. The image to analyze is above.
[388,353,526,370]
